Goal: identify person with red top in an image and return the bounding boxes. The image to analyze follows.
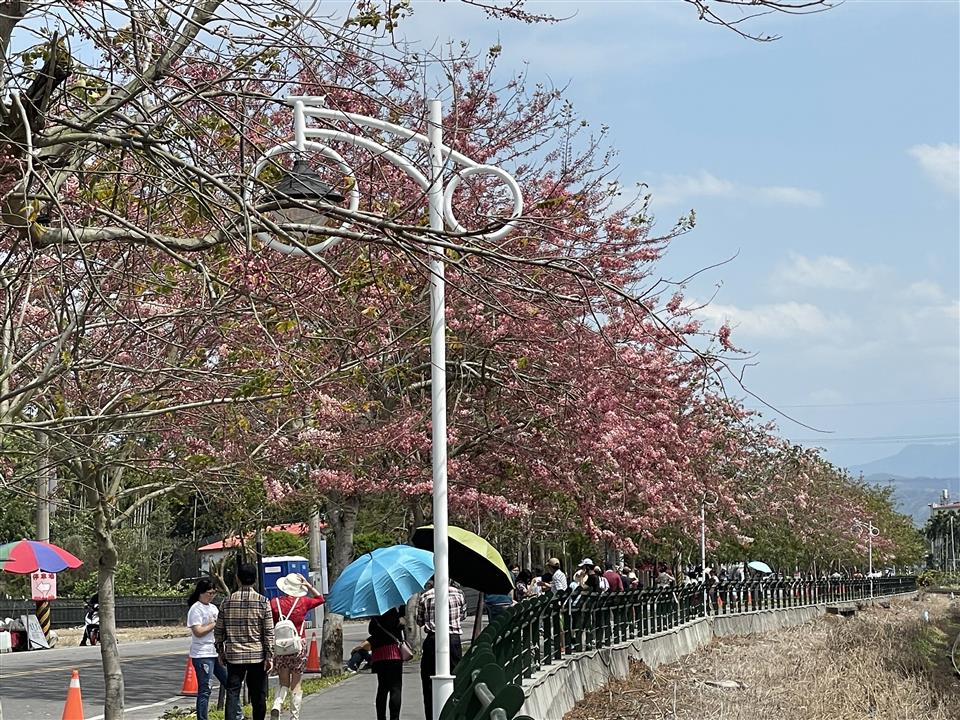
[269,573,324,720]
[368,606,406,720]
[603,562,624,591]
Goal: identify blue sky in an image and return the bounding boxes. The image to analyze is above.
[383,0,960,469]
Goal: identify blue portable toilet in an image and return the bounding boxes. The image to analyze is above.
[260,555,310,600]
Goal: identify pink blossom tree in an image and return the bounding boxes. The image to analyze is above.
[0,0,853,713]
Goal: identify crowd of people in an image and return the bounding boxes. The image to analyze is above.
[186,567,468,720]
[186,565,322,720]
[503,558,643,602]
[187,553,864,720]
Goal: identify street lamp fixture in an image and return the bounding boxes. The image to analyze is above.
[259,158,345,240]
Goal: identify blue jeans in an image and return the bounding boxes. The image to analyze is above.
[192,656,231,720]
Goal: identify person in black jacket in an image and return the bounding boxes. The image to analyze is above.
[368,607,406,720]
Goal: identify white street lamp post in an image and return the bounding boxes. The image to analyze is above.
[852,519,879,598]
[699,500,706,611]
[249,96,523,720]
[426,99,454,714]
[699,491,716,614]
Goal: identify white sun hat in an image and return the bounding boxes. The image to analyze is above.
[276,573,308,598]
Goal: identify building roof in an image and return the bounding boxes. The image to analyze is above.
[930,502,960,512]
[198,523,312,552]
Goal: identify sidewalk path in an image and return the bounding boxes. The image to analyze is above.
[301,612,479,720]
[302,662,427,720]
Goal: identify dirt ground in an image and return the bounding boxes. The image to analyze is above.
[52,624,183,646]
[565,594,960,720]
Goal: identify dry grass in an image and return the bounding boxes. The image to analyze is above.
[565,595,960,720]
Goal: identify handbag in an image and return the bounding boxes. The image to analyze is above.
[376,619,414,662]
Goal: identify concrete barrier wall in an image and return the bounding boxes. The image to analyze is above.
[520,619,712,720]
[710,604,824,638]
[519,592,917,720]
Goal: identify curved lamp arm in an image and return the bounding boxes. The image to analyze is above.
[246,96,524,257]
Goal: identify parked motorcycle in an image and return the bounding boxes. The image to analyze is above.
[80,595,99,646]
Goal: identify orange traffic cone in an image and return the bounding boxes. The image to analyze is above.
[61,669,84,720]
[304,632,320,673]
[180,657,198,696]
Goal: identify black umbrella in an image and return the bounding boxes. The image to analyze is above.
[411,525,515,595]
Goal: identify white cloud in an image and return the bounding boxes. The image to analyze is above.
[900,299,960,326]
[902,280,947,303]
[395,1,727,77]
[908,143,960,196]
[756,186,823,207]
[649,170,822,208]
[696,300,849,339]
[772,253,886,291]
[653,171,735,204]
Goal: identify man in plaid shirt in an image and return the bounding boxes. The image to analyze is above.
[416,579,467,720]
[215,563,274,720]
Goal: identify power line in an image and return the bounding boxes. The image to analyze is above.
[779,397,959,410]
[795,433,959,445]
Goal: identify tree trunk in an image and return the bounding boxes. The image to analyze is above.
[405,501,426,651]
[320,493,359,674]
[92,485,124,719]
[409,501,425,542]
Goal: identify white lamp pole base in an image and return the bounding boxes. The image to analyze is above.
[432,673,455,720]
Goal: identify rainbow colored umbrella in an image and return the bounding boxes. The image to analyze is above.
[0,539,83,574]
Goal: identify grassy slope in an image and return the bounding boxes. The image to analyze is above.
[566,595,960,720]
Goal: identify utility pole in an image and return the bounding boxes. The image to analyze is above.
[255,525,264,594]
[35,431,52,542]
[308,510,327,636]
[35,431,54,642]
[951,514,957,574]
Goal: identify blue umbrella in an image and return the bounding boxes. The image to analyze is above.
[326,545,434,618]
[748,560,773,574]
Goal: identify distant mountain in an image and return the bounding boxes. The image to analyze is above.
[846,443,959,527]
[848,442,959,479]
[865,474,957,526]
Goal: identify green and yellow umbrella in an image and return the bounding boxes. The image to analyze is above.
[411,525,514,594]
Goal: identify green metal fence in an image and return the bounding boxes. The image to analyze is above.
[441,575,918,720]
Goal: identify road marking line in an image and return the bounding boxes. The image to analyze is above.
[0,650,186,678]
[87,696,182,720]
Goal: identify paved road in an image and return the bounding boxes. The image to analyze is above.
[0,622,379,720]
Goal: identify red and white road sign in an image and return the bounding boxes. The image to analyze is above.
[31,571,57,601]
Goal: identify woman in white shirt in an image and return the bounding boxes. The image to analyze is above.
[186,578,233,720]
